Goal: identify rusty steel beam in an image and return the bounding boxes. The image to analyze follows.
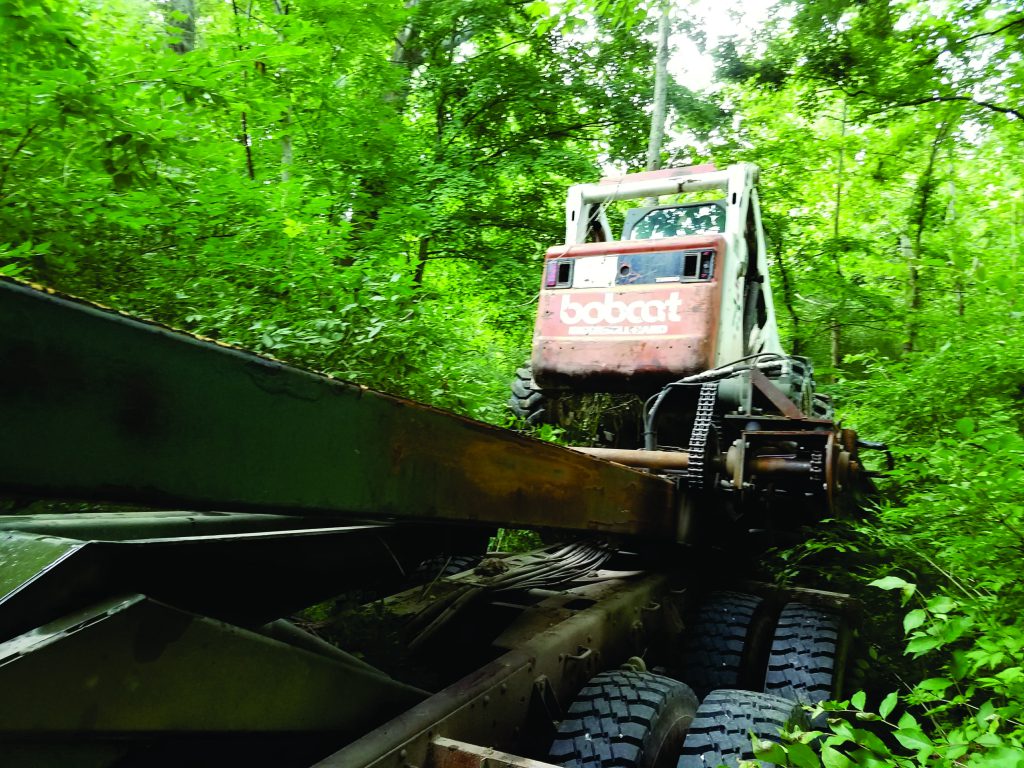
[0,279,677,538]
[570,447,689,470]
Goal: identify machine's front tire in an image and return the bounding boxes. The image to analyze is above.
[810,392,834,420]
[677,689,807,768]
[508,364,550,424]
[549,670,698,768]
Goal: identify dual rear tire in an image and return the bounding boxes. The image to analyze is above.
[678,689,809,768]
[550,596,846,768]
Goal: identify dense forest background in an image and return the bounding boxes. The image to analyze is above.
[2,0,1022,764]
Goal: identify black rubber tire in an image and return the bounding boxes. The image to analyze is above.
[811,392,834,420]
[508,364,549,424]
[677,689,808,768]
[549,670,699,768]
[678,591,771,698]
[763,602,844,707]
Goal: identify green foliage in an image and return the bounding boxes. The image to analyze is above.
[0,0,704,422]
[759,313,1024,767]
[488,528,543,553]
[710,0,1024,763]
[3,0,1024,762]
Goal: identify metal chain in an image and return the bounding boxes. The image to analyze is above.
[685,381,719,490]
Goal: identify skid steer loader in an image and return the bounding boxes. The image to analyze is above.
[511,163,876,520]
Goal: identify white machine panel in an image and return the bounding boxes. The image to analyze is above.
[571,256,618,289]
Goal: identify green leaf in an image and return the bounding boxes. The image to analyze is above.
[846,750,894,768]
[903,609,927,633]
[788,741,822,768]
[976,747,1024,768]
[753,739,789,765]
[893,728,932,751]
[906,634,942,654]
[821,745,853,768]
[977,733,1005,748]
[869,576,916,604]
[976,699,996,726]
[915,677,952,693]
[954,417,975,436]
[870,576,913,591]
[897,712,918,730]
[879,691,899,719]
[851,690,866,710]
[926,595,957,613]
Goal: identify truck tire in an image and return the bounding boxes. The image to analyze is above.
[677,689,808,768]
[508,365,549,424]
[549,670,698,768]
[763,602,845,707]
[678,591,771,698]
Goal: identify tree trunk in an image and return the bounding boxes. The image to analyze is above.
[832,99,846,242]
[904,116,954,353]
[272,0,293,185]
[828,100,846,377]
[413,237,430,286]
[645,1,670,174]
[230,1,256,181]
[773,235,801,354]
[945,157,964,316]
[166,0,196,54]
[830,322,841,371]
[348,0,421,255]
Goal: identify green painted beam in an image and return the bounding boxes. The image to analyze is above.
[0,511,354,541]
[0,279,677,538]
[0,594,425,733]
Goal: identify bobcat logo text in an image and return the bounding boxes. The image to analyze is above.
[558,292,683,336]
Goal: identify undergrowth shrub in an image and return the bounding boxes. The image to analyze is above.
[759,315,1024,767]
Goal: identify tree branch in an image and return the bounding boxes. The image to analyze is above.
[963,16,1024,42]
[0,124,41,198]
[859,94,1023,121]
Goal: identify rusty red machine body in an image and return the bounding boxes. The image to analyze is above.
[531,163,781,392]
[535,235,725,390]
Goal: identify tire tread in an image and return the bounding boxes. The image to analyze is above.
[549,670,697,768]
[677,689,806,768]
[763,602,841,705]
[680,591,765,697]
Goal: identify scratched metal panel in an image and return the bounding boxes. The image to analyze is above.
[533,236,725,390]
[0,279,676,538]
